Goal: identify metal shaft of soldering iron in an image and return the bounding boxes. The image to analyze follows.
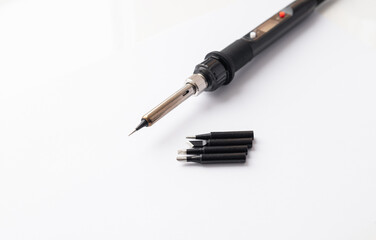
[130,0,326,135]
[129,74,207,136]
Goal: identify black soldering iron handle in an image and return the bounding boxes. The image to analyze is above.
[194,0,325,91]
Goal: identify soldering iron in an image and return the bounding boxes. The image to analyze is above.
[130,0,326,136]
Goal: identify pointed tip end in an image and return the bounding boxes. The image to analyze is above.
[129,119,149,137]
[177,156,187,161]
[128,129,137,136]
[186,136,196,139]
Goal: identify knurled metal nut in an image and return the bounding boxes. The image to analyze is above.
[186,74,208,96]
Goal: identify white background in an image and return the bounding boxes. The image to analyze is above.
[1,0,376,239]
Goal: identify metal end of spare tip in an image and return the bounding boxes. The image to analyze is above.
[176,156,187,161]
[177,150,187,155]
[186,141,195,148]
[188,140,205,147]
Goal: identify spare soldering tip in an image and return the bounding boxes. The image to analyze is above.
[176,156,187,161]
[188,140,206,147]
[177,149,187,155]
[187,141,194,148]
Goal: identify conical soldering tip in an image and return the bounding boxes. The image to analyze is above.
[129,119,149,137]
[128,129,137,136]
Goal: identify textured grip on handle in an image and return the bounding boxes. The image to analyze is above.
[219,39,254,72]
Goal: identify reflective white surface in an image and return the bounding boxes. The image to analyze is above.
[1,0,376,239]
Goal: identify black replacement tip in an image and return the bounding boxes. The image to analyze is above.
[129,119,148,136]
[188,138,253,148]
[187,131,254,140]
[180,145,249,155]
[177,153,246,164]
[188,140,206,147]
